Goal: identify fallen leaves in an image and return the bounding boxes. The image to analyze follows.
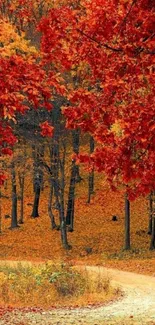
[0,171,155,276]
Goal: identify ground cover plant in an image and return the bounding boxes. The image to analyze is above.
[0,262,118,308]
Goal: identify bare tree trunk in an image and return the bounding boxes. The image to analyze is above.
[66,160,76,231]
[2,161,7,190]
[148,191,153,235]
[18,171,25,224]
[124,194,130,250]
[48,181,57,229]
[31,146,42,218]
[88,136,95,203]
[53,178,71,249]
[32,144,36,193]
[65,130,82,230]
[31,178,41,218]
[72,129,82,183]
[10,160,19,228]
[0,189,2,234]
[39,145,45,191]
[48,125,70,248]
[150,191,155,250]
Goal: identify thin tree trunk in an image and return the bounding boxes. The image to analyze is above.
[150,217,155,250]
[31,180,41,218]
[150,191,155,250]
[124,194,130,250]
[148,191,153,235]
[18,172,25,224]
[0,189,2,233]
[48,181,57,229]
[2,161,7,190]
[39,145,45,191]
[31,146,42,218]
[66,160,77,231]
[65,130,81,230]
[48,130,70,248]
[32,144,36,193]
[11,161,19,228]
[72,129,82,183]
[53,179,71,249]
[88,136,95,203]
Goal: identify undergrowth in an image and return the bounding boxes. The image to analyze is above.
[0,262,118,308]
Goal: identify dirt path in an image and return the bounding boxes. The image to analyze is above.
[0,265,155,324]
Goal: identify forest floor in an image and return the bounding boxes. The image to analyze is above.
[1,173,155,275]
[0,264,155,324]
[1,171,155,323]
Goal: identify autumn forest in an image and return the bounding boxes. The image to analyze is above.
[0,0,155,323]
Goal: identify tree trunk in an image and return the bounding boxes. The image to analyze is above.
[11,161,18,228]
[150,191,155,250]
[48,126,71,248]
[124,195,130,250]
[148,192,153,235]
[65,130,81,230]
[88,136,95,203]
[18,172,25,224]
[48,181,57,229]
[66,160,77,231]
[72,129,82,183]
[31,146,42,218]
[32,144,36,193]
[39,145,45,191]
[53,179,71,249]
[31,177,41,218]
[0,189,2,233]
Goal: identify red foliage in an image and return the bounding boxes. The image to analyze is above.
[40,121,54,137]
[39,0,155,198]
[0,55,52,184]
[0,0,155,198]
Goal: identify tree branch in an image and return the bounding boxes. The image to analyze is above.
[77,29,123,52]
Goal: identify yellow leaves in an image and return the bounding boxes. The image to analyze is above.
[3,106,16,122]
[0,19,37,58]
[111,121,122,136]
[0,272,7,284]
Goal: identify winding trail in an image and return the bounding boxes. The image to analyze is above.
[0,265,155,324]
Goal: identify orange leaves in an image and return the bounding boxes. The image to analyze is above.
[0,19,37,58]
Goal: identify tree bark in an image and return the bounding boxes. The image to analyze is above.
[88,136,95,203]
[148,192,153,235]
[72,129,82,183]
[48,181,57,229]
[150,191,155,250]
[31,146,42,218]
[0,189,2,233]
[124,194,130,250]
[53,179,71,249]
[31,176,41,218]
[11,160,19,228]
[66,160,77,231]
[18,171,25,224]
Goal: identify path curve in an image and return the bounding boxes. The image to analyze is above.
[0,265,155,324]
